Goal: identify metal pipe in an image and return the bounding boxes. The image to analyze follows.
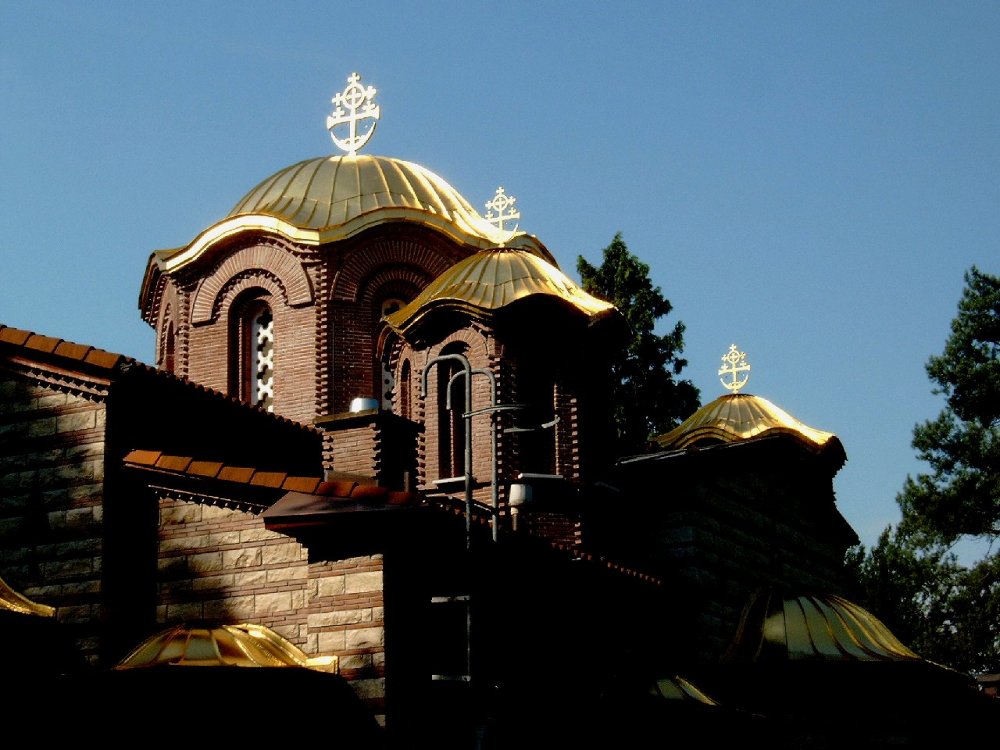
[422,354,473,546]
[471,368,497,542]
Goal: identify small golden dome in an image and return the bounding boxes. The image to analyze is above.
[654,393,840,455]
[383,247,616,334]
[113,621,337,670]
[0,574,54,617]
[724,590,921,663]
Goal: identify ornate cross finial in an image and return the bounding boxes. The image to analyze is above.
[719,344,751,393]
[484,186,520,233]
[326,72,380,156]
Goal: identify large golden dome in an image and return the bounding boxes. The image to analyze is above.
[228,154,499,237]
[149,154,549,275]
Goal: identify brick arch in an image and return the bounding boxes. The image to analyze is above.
[359,265,429,311]
[155,281,181,365]
[216,273,284,325]
[156,303,173,367]
[428,327,491,363]
[331,235,461,302]
[191,243,313,324]
[147,273,172,327]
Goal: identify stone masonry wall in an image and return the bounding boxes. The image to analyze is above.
[0,374,106,665]
[156,496,385,711]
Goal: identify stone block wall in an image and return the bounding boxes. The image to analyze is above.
[155,495,386,712]
[0,375,107,664]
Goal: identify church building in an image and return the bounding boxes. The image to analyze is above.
[5,73,981,747]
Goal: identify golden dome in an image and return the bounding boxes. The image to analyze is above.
[229,155,497,234]
[383,247,616,334]
[724,590,921,663]
[113,621,337,670]
[654,393,840,455]
[150,154,549,274]
[0,574,54,617]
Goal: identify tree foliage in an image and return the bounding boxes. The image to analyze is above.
[899,266,1000,544]
[848,266,1000,674]
[577,232,700,456]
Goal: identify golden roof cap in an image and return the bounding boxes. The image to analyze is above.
[724,590,922,663]
[113,621,336,670]
[383,247,616,334]
[654,392,839,453]
[0,574,55,617]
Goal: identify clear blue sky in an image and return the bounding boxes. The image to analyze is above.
[2,1,997,558]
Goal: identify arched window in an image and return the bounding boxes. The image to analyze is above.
[163,322,176,374]
[516,359,556,475]
[437,343,468,479]
[400,359,412,420]
[232,296,274,412]
[378,298,406,410]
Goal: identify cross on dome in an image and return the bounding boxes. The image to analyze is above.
[326,72,380,156]
[484,186,520,233]
[719,344,751,393]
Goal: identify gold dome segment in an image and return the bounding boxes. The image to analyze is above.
[726,591,922,663]
[152,155,542,275]
[654,393,839,452]
[114,621,337,671]
[148,71,549,275]
[1,573,55,617]
[384,247,616,334]
[227,154,505,236]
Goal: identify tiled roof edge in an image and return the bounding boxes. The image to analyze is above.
[0,323,320,436]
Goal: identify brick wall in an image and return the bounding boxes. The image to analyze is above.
[151,225,472,426]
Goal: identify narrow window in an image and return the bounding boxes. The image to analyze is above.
[400,359,412,420]
[437,345,467,479]
[378,298,405,410]
[249,305,275,411]
[232,297,274,412]
[517,361,556,475]
[163,322,176,374]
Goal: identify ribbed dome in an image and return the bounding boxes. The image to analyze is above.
[724,590,922,663]
[383,247,616,334]
[146,154,552,280]
[654,393,841,456]
[228,154,503,240]
[0,573,54,617]
[113,621,336,670]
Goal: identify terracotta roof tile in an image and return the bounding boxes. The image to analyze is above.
[155,455,193,472]
[281,476,322,493]
[217,466,255,484]
[83,349,122,369]
[0,326,31,346]
[316,480,357,498]
[250,471,287,489]
[350,484,388,501]
[25,334,61,354]
[124,449,162,466]
[3,325,321,437]
[187,461,224,478]
[53,341,92,361]
[387,491,420,506]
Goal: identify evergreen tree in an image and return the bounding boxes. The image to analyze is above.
[899,266,1000,544]
[577,232,700,456]
[848,266,1000,674]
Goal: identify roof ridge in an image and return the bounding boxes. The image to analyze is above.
[0,322,321,435]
